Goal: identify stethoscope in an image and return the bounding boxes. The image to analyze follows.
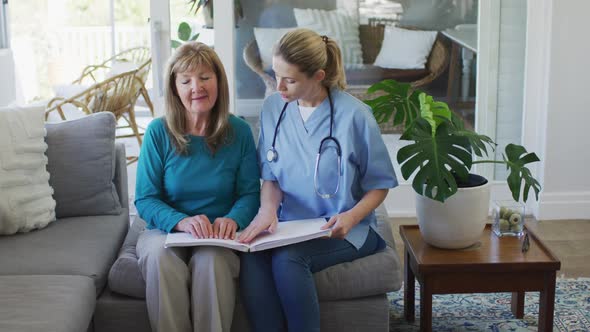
[266,91,342,199]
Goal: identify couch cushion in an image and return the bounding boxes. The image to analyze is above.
[108,216,147,299]
[45,112,122,218]
[0,210,128,294]
[109,208,402,301]
[0,275,95,332]
[0,105,56,234]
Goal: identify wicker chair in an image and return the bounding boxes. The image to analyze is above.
[243,24,449,133]
[72,47,151,85]
[66,47,154,118]
[45,58,153,163]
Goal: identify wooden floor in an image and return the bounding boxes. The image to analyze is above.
[389,218,590,278]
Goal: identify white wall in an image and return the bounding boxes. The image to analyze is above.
[0,49,16,106]
[523,0,590,220]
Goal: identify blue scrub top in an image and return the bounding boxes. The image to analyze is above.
[258,89,398,249]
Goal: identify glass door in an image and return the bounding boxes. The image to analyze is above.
[7,0,150,104]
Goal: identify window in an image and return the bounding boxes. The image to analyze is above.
[8,0,150,103]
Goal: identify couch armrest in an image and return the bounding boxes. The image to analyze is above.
[114,143,129,209]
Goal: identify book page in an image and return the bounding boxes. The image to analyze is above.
[249,218,330,252]
[164,233,250,252]
[164,218,330,252]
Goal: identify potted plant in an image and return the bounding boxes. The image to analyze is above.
[188,0,244,28]
[364,80,541,248]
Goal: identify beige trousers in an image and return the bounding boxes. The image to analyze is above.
[137,228,239,332]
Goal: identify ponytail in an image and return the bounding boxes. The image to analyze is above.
[322,37,347,90]
[275,28,347,90]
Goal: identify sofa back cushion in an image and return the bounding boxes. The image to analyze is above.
[0,105,56,234]
[45,112,122,218]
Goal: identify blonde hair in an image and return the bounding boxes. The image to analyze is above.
[274,28,346,90]
[164,42,231,155]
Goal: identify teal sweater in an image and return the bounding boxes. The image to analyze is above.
[135,115,260,232]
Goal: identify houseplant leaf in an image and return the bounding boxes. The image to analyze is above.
[178,22,192,41]
[170,40,182,49]
[502,143,542,202]
[397,119,472,202]
[418,93,452,136]
[364,80,421,130]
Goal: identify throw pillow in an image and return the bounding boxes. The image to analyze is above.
[45,112,122,218]
[373,26,437,70]
[253,27,295,71]
[293,8,363,68]
[0,105,56,234]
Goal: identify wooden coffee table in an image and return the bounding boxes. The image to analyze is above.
[400,224,561,332]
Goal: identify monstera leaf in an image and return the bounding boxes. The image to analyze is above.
[418,93,452,136]
[503,144,542,202]
[397,119,472,202]
[364,80,421,131]
[364,79,542,205]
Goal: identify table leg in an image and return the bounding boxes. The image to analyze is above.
[511,291,525,318]
[539,272,556,332]
[404,249,415,322]
[420,283,432,332]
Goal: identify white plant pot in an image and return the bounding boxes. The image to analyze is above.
[415,181,491,249]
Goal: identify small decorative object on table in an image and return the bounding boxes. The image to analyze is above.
[492,200,525,237]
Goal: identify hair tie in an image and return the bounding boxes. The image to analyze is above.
[321,35,329,43]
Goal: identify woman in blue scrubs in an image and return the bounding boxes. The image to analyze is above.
[237,28,398,331]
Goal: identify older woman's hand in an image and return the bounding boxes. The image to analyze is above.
[213,217,238,240]
[174,215,213,238]
[237,208,278,243]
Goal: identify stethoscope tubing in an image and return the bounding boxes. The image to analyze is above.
[267,90,342,198]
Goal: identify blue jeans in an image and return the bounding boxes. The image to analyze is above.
[239,228,383,332]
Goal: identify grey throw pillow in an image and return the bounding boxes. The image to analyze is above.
[45,112,122,218]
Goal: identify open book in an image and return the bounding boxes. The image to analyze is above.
[165,218,330,252]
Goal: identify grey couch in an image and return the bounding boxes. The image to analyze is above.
[102,204,402,332]
[0,112,130,332]
[0,112,403,332]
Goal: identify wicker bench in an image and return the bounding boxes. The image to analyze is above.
[243,24,449,133]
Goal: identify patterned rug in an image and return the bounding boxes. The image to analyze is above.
[388,278,590,331]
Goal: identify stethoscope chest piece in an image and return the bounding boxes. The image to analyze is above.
[266,147,278,162]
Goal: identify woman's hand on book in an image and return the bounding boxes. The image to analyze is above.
[237,208,278,243]
[213,217,238,240]
[174,215,213,238]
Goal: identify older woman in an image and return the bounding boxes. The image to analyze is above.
[134,42,260,332]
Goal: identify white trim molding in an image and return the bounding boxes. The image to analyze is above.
[521,0,552,219]
[537,191,590,220]
[215,0,236,114]
[0,0,9,48]
[473,0,500,180]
